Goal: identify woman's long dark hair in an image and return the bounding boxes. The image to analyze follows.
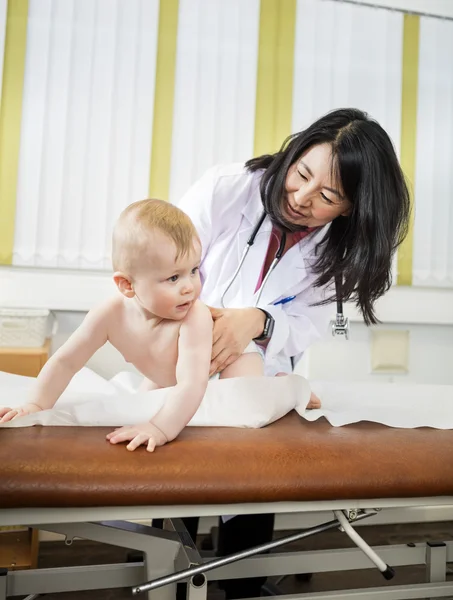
[245,108,411,325]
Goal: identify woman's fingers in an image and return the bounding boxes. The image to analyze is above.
[210,348,233,376]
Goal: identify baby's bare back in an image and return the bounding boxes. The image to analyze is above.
[106,297,183,387]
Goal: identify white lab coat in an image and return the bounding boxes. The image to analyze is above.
[177,163,333,375]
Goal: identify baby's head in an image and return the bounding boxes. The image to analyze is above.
[112,199,202,320]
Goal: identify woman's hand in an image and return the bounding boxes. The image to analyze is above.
[208,307,265,376]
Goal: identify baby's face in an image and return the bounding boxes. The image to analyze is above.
[132,232,202,320]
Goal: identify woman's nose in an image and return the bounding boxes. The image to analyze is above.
[294,188,312,208]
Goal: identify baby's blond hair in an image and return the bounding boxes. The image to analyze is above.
[112,199,199,274]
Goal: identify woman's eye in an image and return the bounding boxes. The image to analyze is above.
[321,193,333,205]
[297,170,308,181]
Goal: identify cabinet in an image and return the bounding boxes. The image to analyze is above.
[0,339,50,569]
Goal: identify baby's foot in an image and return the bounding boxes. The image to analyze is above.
[275,372,321,410]
[307,392,321,410]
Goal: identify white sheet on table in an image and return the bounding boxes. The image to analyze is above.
[0,369,453,429]
[306,380,453,429]
[0,368,309,429]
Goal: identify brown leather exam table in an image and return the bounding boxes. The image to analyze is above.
[1,411,453,600]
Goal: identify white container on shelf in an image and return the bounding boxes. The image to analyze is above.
[0,308,56,348]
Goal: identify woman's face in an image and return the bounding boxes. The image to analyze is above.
[283,143,352,228]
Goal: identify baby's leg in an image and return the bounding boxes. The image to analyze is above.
[276,372,321,409]
[219,351,264,379]
[219,341,264,379]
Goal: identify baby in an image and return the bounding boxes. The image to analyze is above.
[0,200,265,450]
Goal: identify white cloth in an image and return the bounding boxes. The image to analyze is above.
[0,368,310,429]
[306,380,453,429]
[1,369,453,430]
[176,163,334,375]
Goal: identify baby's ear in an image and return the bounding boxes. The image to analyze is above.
[113,272,135,298]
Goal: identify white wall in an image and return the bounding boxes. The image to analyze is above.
[296,322,453,385]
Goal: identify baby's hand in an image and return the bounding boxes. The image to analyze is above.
[0,403,43,423]
[106,421,168,452]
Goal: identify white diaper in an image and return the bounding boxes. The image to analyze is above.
[243,341,265,359]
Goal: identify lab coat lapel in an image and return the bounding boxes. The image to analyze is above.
[231,191,330,307]
[235,205,272,306]
[257,225,329,307]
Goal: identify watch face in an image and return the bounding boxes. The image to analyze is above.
[266,317,274,338]
[263,314,274,339]
[254,310,274,341]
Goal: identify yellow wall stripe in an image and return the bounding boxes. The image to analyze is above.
[253,0,297,157]
[0,0,28,265]
[148,0,179,200]
[397,14,419,286]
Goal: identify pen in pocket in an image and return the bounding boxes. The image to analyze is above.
[274,295,296,306]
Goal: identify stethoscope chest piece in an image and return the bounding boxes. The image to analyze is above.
[331,273,349,339]
[331,313,349,339]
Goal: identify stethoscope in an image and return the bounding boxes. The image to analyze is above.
[220,210,349,339]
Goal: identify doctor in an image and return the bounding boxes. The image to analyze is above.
[176,108,410,599]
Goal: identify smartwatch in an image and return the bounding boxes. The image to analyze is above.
[253,309,275,342]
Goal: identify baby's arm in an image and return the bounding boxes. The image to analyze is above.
[0,303,109,422]
[107,301,212,451]
[151,302,212,439]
